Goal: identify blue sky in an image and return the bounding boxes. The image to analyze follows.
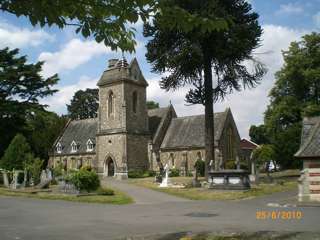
[1,0,319,138]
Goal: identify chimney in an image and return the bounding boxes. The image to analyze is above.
[108,59,118,69]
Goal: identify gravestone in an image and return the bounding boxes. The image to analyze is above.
[159,164,171,188]
[2,171,9,187]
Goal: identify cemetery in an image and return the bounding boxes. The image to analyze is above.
[0,166,132,204]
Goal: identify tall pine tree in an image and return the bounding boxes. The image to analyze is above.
[144,0,265,175]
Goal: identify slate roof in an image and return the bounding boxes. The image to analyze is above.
[160,110,228,150]
[53,107,173,155]
[53,118,97,155]
[240,138,259,150]
[295,116,320,158]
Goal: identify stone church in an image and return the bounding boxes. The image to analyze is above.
[49,58,241,178]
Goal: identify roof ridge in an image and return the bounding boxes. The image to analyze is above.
[173,112,224,120]
[71,118,98,123]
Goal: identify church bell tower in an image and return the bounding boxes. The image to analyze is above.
[96,58,149,178]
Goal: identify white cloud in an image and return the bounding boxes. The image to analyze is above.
[276,3,304,15]
[146,24,309,138]
[313,12,320,28]
[41,25,309,139]
[38,39,111,77]
[0,22,54,49]
[42,75,97,113]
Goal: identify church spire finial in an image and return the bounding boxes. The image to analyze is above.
[116,52,128,68]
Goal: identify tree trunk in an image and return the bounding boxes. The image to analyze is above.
[203,52,214,178]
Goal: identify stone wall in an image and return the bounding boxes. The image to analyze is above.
[127,134,149,171]
[96,134,126,174]
[50,154,96,170]
[98,84,124,131]
[160,149,205,174]
[124,83,148,133]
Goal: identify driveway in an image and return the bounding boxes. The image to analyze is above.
[103,178,190,204]
[1,185,319,240]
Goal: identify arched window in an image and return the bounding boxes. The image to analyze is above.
[108,91,114,117]
[132,91,137,113]
[227,128,233,160]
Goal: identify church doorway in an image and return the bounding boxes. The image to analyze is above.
[104,157,115,176]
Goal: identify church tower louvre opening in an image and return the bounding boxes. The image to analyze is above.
[96,57,150,179]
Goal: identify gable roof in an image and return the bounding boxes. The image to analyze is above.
[148,105,177,146]
[148,107,170,140]
[53,118,97,155]
[160,109,229,150]
[295,116,320,158]
[240,138,259,150]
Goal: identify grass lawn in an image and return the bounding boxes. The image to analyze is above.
[178,232,308,240]
[128,175,298,201]
[0,186,133,205]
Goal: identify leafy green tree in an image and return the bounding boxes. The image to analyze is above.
[264,32,320,169]
[0,0,155,52]
[249,124,269,145]
[0,47,58,157]
[67,88,99,120]
[252,144,275,177]
[0,0,228,52]
[26,111,68,163]
[147,101,160,110]
[144,0,265,176]
[0,134,33,170]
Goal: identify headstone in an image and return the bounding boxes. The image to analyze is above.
[47,169,53,180]
[40,170,47,183]
[10,170,19,189]
[159,164,171,188]
[2,171,9,187]
[23,169,27,188]
[236,156,240,170]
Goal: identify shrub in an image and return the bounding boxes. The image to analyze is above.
[225,160,236,169]
[27,157,44,185]
[142,170,156,177]
[128,169,157,178]
[169,168,180,177]
[50,179,58,185]
[67,169,100,192]
[53,163,64,177]
[97,187,114,196]
[80,165,93,172]
[128,169,144,178]
[195,160,205,177]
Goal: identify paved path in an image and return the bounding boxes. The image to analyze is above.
[1,188,320,240]
[102,178,190,204]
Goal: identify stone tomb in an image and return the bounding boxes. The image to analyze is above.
[208,170,250,190]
